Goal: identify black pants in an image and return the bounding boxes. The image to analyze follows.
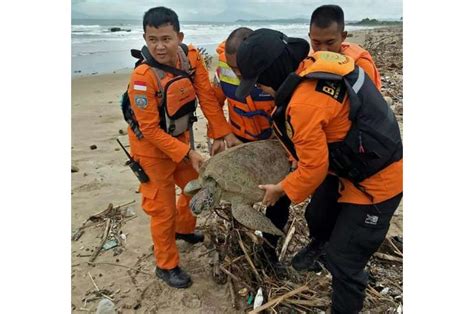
[305,175,341,241]
[305,176,402,313]
[263,195,291,247]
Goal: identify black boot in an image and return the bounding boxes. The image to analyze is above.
[155,266,192,288]
[291,238,324,272]
[176,231,204,244]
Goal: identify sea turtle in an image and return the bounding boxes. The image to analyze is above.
[184,139,290,236]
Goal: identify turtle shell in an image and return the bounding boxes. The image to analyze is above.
[200,140,290,202]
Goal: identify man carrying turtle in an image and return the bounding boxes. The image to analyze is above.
[210,27,292,274]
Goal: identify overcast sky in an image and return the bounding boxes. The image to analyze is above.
[72,0,403,21]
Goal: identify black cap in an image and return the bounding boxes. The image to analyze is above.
[235,28,309,99]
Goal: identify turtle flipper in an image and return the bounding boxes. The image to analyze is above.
[231,204,283,236]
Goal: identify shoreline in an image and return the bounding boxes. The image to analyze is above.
[72,26,399,78]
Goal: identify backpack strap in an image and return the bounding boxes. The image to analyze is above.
[342,66,366,121]
[275,72,304,108]
[140,46,191,78]
[177,45,191,72]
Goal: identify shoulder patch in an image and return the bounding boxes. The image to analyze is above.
[134,95,148,109]
[315,79,347,104]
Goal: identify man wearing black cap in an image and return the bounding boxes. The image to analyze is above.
[210,28,293,276]
[235,28,403,313]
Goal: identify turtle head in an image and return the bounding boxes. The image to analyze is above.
[183,179,202,196]
[189,179,220,215]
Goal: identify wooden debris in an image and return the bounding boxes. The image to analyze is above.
[219,265,253,292]
[238,239,262,283]
[228,277,238,309]
[373,252,403,263]
[250,285,309,313]
[279,220,296,262]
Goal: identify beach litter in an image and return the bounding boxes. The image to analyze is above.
[71,201,137,262]
[198,197,403,313]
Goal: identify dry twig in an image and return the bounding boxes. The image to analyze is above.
[250,285,309,313]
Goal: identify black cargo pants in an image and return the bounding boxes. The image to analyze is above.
[305,175,402,313]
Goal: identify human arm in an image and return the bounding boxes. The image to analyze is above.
[190,48,232,139]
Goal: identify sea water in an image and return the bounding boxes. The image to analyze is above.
[72,19,373,76]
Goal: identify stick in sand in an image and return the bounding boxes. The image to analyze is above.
[279,222,296,262]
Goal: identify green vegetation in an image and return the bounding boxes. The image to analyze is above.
[348,18,402,26]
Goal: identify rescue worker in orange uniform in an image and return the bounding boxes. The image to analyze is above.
[308,4,381,90]
[209,28,292,273]
[291,4,385,272]
[234,28,402,313]
[126,7,238,289]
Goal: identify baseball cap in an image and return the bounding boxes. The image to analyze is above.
[235,28,309,99]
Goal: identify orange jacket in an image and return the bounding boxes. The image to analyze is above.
[128,44,231,162]
[341,42,381,90]
[309,42,381,90]
[211,42,275,141]
[277,52,402,205]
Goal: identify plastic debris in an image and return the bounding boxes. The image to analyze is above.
[102,239,119,251]
[120,207,136,217]
[96,298,116,314]
[238,287,248,297]
[247,293,254,305]
[253,287,264,309]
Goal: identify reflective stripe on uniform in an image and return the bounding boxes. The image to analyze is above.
[217,61,240,85]
[351,66,365,93]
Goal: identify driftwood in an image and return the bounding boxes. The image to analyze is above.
[373,252,403,263]
[72,201,135,241]
[279,221,296,262]
[227,277,238,309]
[238,239,262,283]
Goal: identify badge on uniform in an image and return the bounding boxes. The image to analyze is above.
[134,95,148,109]
[364,214,379,225]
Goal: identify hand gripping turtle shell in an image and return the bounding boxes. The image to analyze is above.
[184,140,290,236]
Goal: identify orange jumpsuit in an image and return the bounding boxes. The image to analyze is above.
[127,45,231,270]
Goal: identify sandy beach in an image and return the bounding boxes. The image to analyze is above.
[71,26,403,312]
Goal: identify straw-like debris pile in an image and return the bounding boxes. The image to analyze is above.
[199,201,403,313]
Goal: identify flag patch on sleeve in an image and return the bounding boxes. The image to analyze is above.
[134,81,147,91]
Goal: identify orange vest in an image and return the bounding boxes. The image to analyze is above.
[128,45,231,162]
[340,42,382,90]
[214,42,275,141]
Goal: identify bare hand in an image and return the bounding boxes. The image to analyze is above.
[188,150,205,172]
[258,183,284,207]
[211,138,226,156]
[223,133,243,148]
